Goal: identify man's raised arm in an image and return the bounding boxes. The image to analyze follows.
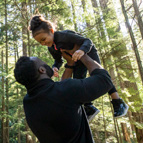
[61,52,75,81]
[65,54,114,103]
[80,54,103,74]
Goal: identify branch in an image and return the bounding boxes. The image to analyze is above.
[128,13,138,26]
[126,4,133,12]
[138,0,142,8]
[136,39,142,47]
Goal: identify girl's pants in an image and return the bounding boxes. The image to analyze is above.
[73,47,117,106]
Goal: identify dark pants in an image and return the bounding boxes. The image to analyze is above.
[73,48,117,106]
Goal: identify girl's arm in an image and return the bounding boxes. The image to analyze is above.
[55,31,93,54]
[48,46,63,69]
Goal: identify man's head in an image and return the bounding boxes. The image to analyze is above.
[14,56,53,86]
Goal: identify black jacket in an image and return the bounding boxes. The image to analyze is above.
[48,30,96,69]
[23,69,113,143]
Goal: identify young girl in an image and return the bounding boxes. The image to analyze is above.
[29,15,128,120]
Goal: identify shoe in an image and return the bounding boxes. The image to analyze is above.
[84,105,100,122]
[111,98,129,118]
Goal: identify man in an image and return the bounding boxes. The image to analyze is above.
[14,52,114,143]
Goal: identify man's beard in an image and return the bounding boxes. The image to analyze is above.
[43,64,54,78]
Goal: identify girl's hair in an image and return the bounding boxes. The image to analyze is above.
[29,15,54,37]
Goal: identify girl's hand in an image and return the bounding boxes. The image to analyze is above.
[53,67,59,77]
[72,50,84,62]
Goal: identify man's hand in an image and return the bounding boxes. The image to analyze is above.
[53,67,59,77]
[61,51,75,66]
[72,50,84,62]
[80,55,103,75]
[60,44,80,55]
[61,52,75,81]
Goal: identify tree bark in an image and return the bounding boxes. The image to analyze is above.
[132,0,143,39]
[121,122,131,143]
[81,0,91,28]
[22,1,27,56]
[71,0,78,31]
[18,106,21,143]
[102,97,106,143]
[120,0,143,84]
[25,122,33,143]
[1,50,6,143]
[5,0,9,142]
[128,111,137,142]
[132,112,143,143]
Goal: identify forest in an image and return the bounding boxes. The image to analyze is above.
[0,0,143,142]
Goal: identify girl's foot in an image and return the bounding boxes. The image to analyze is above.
[111,98,129,118]
[84,105,100,121]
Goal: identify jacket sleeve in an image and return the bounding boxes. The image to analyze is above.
[48,46,63,69]
[62,69,114,104]
[57,31,93,53]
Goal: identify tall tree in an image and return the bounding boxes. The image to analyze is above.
[91,0,142,142]
[119,0,143,142]
[132,112,143,143]
[120,0,143,84]
[132,0,143,39]
[22,1,28,56]
[21,2,34,142]
[5,0,9,142]
[121,123,131,143]
[1,50,6,143]
[90,1,120,142]
[81,0,90,27]
[71,0,78,31]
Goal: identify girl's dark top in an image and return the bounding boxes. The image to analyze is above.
[48,30,97,69]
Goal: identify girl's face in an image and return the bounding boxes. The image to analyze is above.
[34,30,54,47]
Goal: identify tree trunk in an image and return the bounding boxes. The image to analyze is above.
[25,122,33,143]
[102,97,106,143]
[128,111,137,142]
[132,112,143,143]
[5,0,9,142]
[120,0,143,84]
[91,1,120,142]
[1,50,6,143]
[27,27,31,56]
[121,122,131,143]
[116,120,123,143]
[81,0,90,28]
[132,0,143,39]
[18,106,21,143]
[22,2,27,56]
[71,0,78,31]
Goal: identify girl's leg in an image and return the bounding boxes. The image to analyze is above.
[73,60,87,79]
[73,61,100,121]
[88,48,119,98]
[88,48,128,118]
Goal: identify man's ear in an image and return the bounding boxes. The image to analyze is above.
[38,66,46,74]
